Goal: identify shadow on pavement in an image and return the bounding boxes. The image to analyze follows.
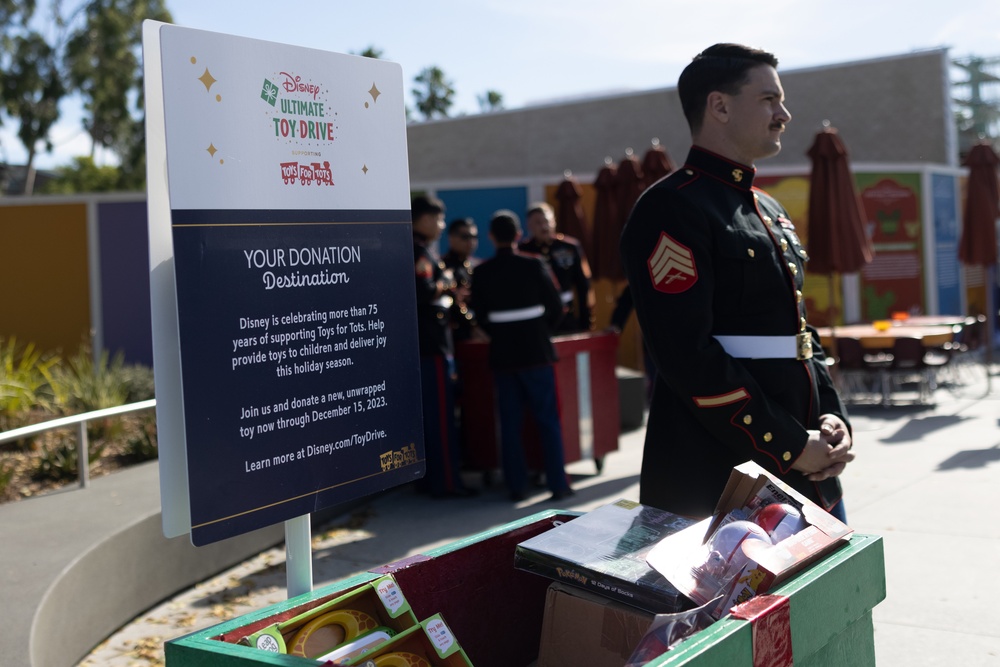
[937,444,1000,470]
[876,414,971,443]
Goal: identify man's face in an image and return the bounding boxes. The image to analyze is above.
[414,212,445,241]
[527,210,555,244]
[448,225,478,257]
[724,64,791,164]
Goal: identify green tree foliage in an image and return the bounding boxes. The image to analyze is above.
[477,90,504,113]
[412,65,455,121]
[1,31,65,194]
[352,45,383,59]
[0,1,171,193]
[38,155,123,193]
[63,0,172,162]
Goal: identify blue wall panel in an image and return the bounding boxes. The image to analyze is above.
[436,186,529,259]
[930,173,962,315]
[98,201,153,366]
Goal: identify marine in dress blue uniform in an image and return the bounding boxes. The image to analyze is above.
[473,211,573,501]
[620,44,853,519]
[411,196,474,498]
[520,204,594,333]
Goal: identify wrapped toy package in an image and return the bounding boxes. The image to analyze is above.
[646,460,853,620]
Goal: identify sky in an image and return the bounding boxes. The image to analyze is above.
[4,0,1000,171]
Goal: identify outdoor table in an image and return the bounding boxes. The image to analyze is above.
[816,323,957,350]
[884,314,966,328]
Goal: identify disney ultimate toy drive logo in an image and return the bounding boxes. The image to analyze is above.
[261,71,336,187]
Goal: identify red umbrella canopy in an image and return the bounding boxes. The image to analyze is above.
[805,127,874,274]
[641,143,676,189]
[616,151,645,231]
[591,161,619,280]
[958,142,1000,267]
[555,175,592,259]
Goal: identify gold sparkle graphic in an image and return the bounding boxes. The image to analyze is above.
[206,143,218,157]
[362,164,369,174]
[198,68,217,92]
[190,56,197,64]
[216,94,222,102]
[368,83,380,103]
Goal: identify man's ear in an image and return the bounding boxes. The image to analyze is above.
[706,91,730,124]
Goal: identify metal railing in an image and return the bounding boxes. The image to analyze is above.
[0,399,157,489]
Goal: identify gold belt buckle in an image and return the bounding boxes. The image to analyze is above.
[796,331,813,361]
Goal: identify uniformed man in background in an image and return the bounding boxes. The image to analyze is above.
[411,195,475,498]
[620,43,854,520]
[473,210,574,502]
[442,217,481,344]
[520,202,594,333]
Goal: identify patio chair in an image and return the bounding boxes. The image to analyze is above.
[884,337,946,405]
[834,338,887,404]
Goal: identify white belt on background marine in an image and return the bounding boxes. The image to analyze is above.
[488,304,545,323]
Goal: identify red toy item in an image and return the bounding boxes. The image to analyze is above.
[751,503,807,543]
[704,520,772,580]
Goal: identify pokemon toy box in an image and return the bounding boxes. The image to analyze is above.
[646,461,853,619]
[239,574,418,661]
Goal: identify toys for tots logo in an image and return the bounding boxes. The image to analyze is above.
[260,69,336,187]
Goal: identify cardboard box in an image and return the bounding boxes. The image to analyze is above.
[345,613,473,666]
[514,499,696,613]
[537,582,654,667]
[646,461,854,619]
[239,574,417,660]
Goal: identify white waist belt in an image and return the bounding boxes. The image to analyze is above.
[715,333,813,360]
[489,305,545,323]
[560,291,574,304]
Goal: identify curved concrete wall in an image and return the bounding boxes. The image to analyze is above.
[31,513,284,667]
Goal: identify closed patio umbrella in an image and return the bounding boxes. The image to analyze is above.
[641,139,676,189]
[555,173,592,260]
[604,149,644,282]
[805,125,874,362]
[591,159,619,280]
[958,141,1000,385]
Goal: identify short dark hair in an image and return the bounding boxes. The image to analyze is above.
[448,217,474,235]
[678,43,779,133]
[490,210,521,244]
[411,195,444,223]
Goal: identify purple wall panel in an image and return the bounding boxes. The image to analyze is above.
[97,201,153,366]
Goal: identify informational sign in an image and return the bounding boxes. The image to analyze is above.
[144,23,421,545]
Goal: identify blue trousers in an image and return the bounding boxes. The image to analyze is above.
[418,355,464,495]
[495,365,570,495]
[828,499,847,524]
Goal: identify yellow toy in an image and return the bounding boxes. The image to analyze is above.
[287,608,378,658]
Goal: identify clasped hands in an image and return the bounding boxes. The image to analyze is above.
[793,414,855,482]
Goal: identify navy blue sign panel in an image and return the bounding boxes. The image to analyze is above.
[171,208,423,546]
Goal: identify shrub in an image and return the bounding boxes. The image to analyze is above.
[33,431,107,483]
[0,457,15,496]
[0,336,59,432]
[120,364,156,403]
[125,414,158,462]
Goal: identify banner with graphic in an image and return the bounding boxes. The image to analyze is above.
[856,173,924,319]
[145,23,420,546]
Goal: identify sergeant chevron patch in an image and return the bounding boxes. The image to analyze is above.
[648,231,697,293]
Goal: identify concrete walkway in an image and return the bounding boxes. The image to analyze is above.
[6,368,1000,666]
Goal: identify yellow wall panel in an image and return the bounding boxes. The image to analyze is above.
[0,203,90,355]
